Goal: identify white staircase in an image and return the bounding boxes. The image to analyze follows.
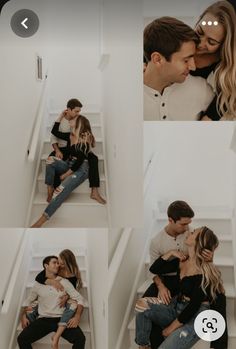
[127,210,236,349]
[15,245,93,349]
[29,111,108,227]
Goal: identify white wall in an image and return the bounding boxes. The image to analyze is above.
[102,0,143,227]
[44,0,102,111]
[143,0,216,26]
[0,229,24,306]
[86,229,108,349]
[0,0,49,226]
[144,122,234,209]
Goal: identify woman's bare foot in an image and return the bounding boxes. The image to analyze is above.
[90,188,106,204]
[51,334,59,349]
[30,215,47,228]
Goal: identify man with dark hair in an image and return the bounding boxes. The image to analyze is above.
[144,17,214,121]
[50,98,82,173]
[18,256,86,349]
[143,200,213,348]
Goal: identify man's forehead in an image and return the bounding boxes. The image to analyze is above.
[173,41,196,58]
[178,217,192,224]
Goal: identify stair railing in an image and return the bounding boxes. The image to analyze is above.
[108,228,133,296]
[112,150,159,349]
[27,71,48,162]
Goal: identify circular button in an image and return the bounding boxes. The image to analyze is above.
[162,115,167,119]
[10,9,39,38]
[154,94,158,97]
[162,103,165,107]
[194,310,226,342]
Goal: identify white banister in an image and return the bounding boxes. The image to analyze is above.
[113,150,159,349]
[1,229,30,314]
[108,228,133,295]
[27,72,48,162]
[144,151,159,197]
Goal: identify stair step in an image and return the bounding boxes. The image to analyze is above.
[46,123,102,139]
[40,154,105,176]
[30,199,108,228]
[37,172,106,196]
[33,191,105,206]
[31,250,86,269]
[48,111,101,124]
[43,138,103,156]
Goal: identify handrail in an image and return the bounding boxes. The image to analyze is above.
[108,228,132,296]
[1,229,30,314]
[27,71,48,162]
[144,150,159,198]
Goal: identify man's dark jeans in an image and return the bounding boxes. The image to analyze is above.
[17,317,86,349]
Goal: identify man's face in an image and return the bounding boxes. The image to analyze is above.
[169,216,192,234]
[45,258,59,274]
[162,41,196,83]
[67,106,81,120]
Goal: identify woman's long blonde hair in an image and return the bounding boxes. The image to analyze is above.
[59,249,83,290]
[195,226,224,301]
[197,1,236,119]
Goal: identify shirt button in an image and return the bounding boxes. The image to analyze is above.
[162,115,167,119]
[162,103,165,107]
[154,94,158,97]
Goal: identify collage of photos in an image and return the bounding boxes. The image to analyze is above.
[0,1,236,349]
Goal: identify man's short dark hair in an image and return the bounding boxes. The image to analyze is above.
[42,256,58,269]
[167,200,194,222]
[67,98,83,110]
[144,16,200,62]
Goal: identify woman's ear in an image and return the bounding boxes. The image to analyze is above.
[151,51,164,65]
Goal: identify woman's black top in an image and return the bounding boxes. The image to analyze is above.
[35,269,77,289]
[190,61,221,121]
[150,257,210,324]
[51,122,89,172]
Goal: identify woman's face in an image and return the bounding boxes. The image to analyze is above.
[185,228,201,246]
[58,256,64,268]
[195,13,225,55]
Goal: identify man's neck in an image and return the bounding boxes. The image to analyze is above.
[64,115,71,120]
[165,225,180,239]
[45,271,57,279]
[144,64,170,93]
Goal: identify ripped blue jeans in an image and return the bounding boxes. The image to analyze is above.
[135,296,210,349]
[43,160,89,219]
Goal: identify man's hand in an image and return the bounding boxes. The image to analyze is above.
[67,315,80,328]
[58,294,69,308]
[202,249,213,262]
[55,150,63,160]
[158,284,172,305]
[21,314,30,329]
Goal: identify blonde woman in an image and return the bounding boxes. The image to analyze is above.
[135,227,227,349]
[27,249,84,349]
[191,0,236,120]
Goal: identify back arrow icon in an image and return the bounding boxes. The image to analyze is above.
[21,18,28,29]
